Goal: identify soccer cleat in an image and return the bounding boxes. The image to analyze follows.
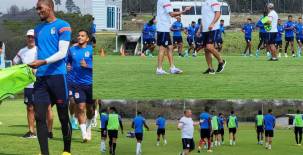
[156,142,160,146]
[48,132,53,139]
[170,67,183,74]
[192,51,197,57]
[156,68,169,75]
[178,53,184,57]
[22,131,37,139]
[203,68,215,75]
[216,60,226,73]
[207,150,213,153]
[62,152,71,155]
[292,53,296,57]
[164,140,167,145]
[82,139,88,143]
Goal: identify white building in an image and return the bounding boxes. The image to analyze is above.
[91,0,122,31]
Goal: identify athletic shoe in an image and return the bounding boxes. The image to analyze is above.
[156,142,159,146]
[22,131,36,139]
[164,139,167,145]
[156,68,169,75]
[203,68,215,75]
[216,60,226,73]
[184,50,189,57]
[268,58,278,61]
[48,132,53,139]
[62,152,71,155]
[178,53,184,57]
[82,139,88,143]
[170,67,183,74]
[192,51,197,57]
[148,53,153,57]
[266,52,271,58]
[292,54,296,57]
[207,150,213,153]
[285,53,288,57]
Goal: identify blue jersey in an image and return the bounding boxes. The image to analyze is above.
[187,26,196,39]
[276,24,284,41]
[295,23,303,39]
[91,23,96,34]
[156,117,166,129]
[256,19,266,33]
[200,112,211,129]
[284,21,295,37]
[67,45,93,86]
[100,113,108,129]
[217,24,225,39]
[143,23,156,39]
[242,23,254,38]
[264,114,276,130]
[35,18,71,76]
[133,115,146,133]
[218,116,224,129]
[171,21,183,37]
[195,23,200,33]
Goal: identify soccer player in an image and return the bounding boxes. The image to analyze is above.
[100,109,108,152]
[242,18,254,56]
[200,0,226,74]
[67,30,94,142]
[255,14,267,57]
[264,3,279,61]
[178,109,199,155]
[275,19,284,58]
[90,17,97,48]
[156,115,167,146]
[13,29,54,139]
[211,110,220,147]
[284,15,296,57]
[171,16,184,57]
[132,112,150,155]
[184,21,196,57]
[156,0,191,75]
[295,17,303,57]
[264,109,276,150]
[218,113,225,144]
[66,60,78,130]
[198,107,212,153]
[227,110,238,146]
[216,19,225,53]
[105,107,124,155]
[193,18,203,56]
[294,110,303,146]
[142,17,157,57]
[28,1,72,154]
[255,110,264,145]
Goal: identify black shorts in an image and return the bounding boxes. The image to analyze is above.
[101,128,107,138]
[108,130,118,138]
[173,36,183,44]
[229,128,237,134]
[24,88,34,105]
[216,38,223,44]
[275,40,283,46]
[74,85,93,104]
[265,32,277,44]
[143,38,156,45]
[212,130,219,135]
[195,36,203,46]
[294,127,303,134]
[219,128,224,135]
[257,126,264,133]
[259,32,265,41]
[182,138,195,151]
[201,30,218,45]
[33,75,68,107]
[187,37,194,46]
[135,133,143,141]
[285,37,294,42]
[157,128,166,136]
[91,36,96,44]
[200,129,211,139]
[296,38,303,44]
[67,83,75,98]
[157,32,172,47]
[245,37,252,43]
[265,130,274,137]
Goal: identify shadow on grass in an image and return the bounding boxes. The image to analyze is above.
[8,125,27,128]
[0,153,23,155]
[0,132,24,137]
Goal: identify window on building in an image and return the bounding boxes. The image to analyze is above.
[107,7,115,28]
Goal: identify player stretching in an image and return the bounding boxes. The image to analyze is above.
[255,110,264,145]
[132,112,150,155]
[156,115,167,146]
[264,109,276,150]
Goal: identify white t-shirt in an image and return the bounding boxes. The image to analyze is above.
[156,0,173,32]
[178,116,194,139]
[13,46,37,88]
[202,0,221,32]
[268,10,278,33]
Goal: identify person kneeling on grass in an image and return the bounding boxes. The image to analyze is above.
[132,112,150,155]
[264,109,276,150]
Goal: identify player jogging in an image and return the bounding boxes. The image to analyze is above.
[264,109,276,150]
[295,17,303,57]
[184,21,196,57]
[218,113,225,144]
[155,0,191,75]
[198,107,212,153]
[142,17,157,57]
[227,111,238,146]
[242,18,254,56]
[29,1,72,154]
[284,15,296,57]
[156,115,167,146]
[255,14,267,57]
[255,110,264,145]
[132,112,150,155]
[294,110,303,146]
[275,19,284,58]
[171,16,184,57]
[211,110,221,147]
[100,109,108,152]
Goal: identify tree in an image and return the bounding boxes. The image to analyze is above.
[8,5,20,16]
[54,0,61,11]
[65,0,81,14]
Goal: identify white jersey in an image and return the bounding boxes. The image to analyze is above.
[179,116,194,139]
[13,46,37,88]
[156,0,173,32]
[268,10,278,33]
[202,0,221,32]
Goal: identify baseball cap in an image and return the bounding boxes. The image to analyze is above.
[26,29,34,36]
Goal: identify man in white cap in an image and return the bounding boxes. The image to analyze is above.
[13,29,54,139]
[265,3,279,61]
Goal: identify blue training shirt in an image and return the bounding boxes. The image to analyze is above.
[143,23,156,40]
[133,115,146,133]
[264,114,276,130]
[171,21,183,37]
[295,23,303,39]
[284,21,295,38]
[256,19,266,33]
[100,113,108,129]
[242,23,254,39]
[187,25,196,39]
[200,112,211,129]
[156,117,166,129]
[218,116,224,129]
[67,45,93,86]
[276,24,284,41]
[35,18,71,76]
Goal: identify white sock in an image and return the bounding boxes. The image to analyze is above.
[80,124,87,139]
[230,140,232,145]
[164,139,167,144]
[136,143,141,154]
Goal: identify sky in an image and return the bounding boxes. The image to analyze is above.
[0,0,92,14]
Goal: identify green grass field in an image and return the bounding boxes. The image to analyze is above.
[94,55,303,99]
[0,100,302,155]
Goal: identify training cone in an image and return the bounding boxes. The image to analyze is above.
[100,48,105,57]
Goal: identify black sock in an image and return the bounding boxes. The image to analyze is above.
[56,105,72,152]
[257,133,260,142]
[109,140,113,152]
[296,133,299,144]
[113,143,117,153]
[299,134,302,144]
[34,103,50,155]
